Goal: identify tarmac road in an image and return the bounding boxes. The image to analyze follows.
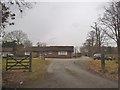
[24,57,118,88]
[0,58,2,89]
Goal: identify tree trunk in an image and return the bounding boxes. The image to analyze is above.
[117,34,120,79]
[117,1,120,80]
[101,54,105,73]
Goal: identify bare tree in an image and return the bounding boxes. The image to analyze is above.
[74,46,80,57]
[1,0,33,28]
[0,1,34,37]
[3,30,28,45]
[80,39,92,56]
[91,22,109,72]
[80,43,88,56]
[91,22,107,53]
[88,30,96,47]
[87,30,96,55]
[80,31,96,56]
[99,1,120,63]
[23,39,32,48]
[37,42,47,47]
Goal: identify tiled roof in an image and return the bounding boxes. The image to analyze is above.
[25,46,74,52]
[2,46,74,52]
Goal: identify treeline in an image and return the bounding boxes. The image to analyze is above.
[2,30,32,48]
[80,1,120,60]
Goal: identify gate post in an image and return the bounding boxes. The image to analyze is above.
[6,54,8,71]
[29,53,32,72]
[101,54,105,73]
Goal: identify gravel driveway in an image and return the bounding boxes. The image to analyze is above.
[24,57,118,88]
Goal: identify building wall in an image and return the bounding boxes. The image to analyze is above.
[46,51,73,58]
[2,52,12,55]
[3,46,74,58]
[32,52,39,58]
[16,46,25,56]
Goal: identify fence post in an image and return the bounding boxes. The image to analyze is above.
[101,54,105,73]
[6,54,8,71]
[29,52,32,72]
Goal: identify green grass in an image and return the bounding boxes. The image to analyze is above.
[27,59,50,81]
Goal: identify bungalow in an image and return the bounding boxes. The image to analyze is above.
[2,48,13,55]
[25,46,74,58]
[2,46,74,58]
[2,44,25,56]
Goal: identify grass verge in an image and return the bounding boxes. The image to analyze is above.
[85,60,118,80]
[2,59,50,88]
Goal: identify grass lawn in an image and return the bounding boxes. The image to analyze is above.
[2,59,50,88]
[85,60,118,80]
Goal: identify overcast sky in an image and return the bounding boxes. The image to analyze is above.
[5,1,110,47]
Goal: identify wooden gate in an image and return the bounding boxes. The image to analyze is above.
[6,53,32,72]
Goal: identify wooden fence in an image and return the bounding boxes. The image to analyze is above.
[6,53,32,72]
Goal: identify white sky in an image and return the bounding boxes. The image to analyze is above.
[5,1,111,47]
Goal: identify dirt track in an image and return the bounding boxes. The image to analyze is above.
[24,57,118,88]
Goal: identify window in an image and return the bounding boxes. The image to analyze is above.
[48,52,52,54]
[58,51,67,55]
[25,52,30,55]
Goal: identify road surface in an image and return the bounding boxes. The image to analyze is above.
[0,58,2,89]
[24,57,118,88]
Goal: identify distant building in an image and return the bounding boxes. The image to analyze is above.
[25,46,74,58]
[2,46,74,58]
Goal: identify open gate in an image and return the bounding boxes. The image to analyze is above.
[6,53,32,72]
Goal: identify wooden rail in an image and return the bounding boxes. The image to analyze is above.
[6,53,32,72]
